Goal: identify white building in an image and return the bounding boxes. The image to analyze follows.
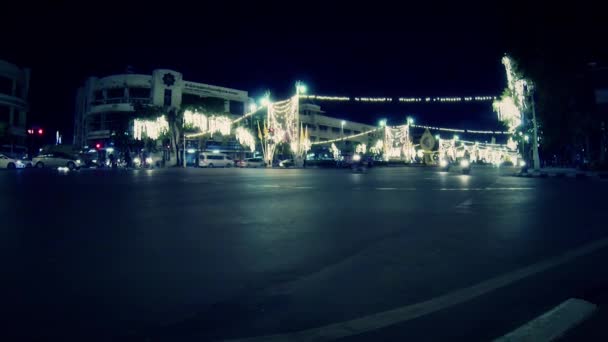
[0,59,29,155]
[299,103,378,146]
[74,69,250,147]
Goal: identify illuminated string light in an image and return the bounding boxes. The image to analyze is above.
[232,104,268,124]
[133,116,169,140]
[310,128,379,145]
[235,127,256,152]
[303,94,497,103]
[184,111,232,138]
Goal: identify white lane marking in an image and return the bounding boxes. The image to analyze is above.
[455,198,473,209]
[226,236,608,342]
[494,298,597,342]
[376,187,397,190]
[292,186,314,189]
[260,185,281,188]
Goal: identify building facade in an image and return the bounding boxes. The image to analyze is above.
[0,59,29,155]
[74,69,250,147]
[299,103,378,145]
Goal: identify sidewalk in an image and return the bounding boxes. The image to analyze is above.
[515,167,608,180]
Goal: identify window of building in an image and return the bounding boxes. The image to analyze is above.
[0,76,13,96]
[129,87,150,99]
[343,129,351,134]
[331,127,340,133]
[320,138,328,141]
[0,105,10,124]
[94,90,104,101]
[309,136,317,141]
[164,89,172,106]
[354,130,361,134]
[318,125,328,131]
[106,88,124,99]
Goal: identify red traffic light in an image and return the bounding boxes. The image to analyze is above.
[38,129,43,135]
[96,143,101,149]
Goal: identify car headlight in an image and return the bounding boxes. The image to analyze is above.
[76,159,82,164]
[134,157,141,164]
[460,160,470,168]
[145,157,153,164]
[353,154,361,161]
[439,159,448,167]
[520,160,526,167]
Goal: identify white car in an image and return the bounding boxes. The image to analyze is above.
[0,153,30,169]
[199,152,233,168]
[33,152,83,170]
[241,157,266,168]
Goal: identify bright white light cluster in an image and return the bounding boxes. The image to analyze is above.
[384,125,413,161]
[493,56,528,132]
[133,116,169,140]
[356,143,367,154]
[438,137,521,165]
[330,143,341,160]
[183,110,232,137]
[208,116,232,135]
[235,127,256,152]
[493,96,522,132]
[184,110,207,130]
[370,140,384,155]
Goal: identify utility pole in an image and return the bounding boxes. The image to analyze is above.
[529,84,541,170]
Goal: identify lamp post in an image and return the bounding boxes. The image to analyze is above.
[528,83,541,170]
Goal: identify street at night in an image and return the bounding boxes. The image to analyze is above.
[3,167,608,341]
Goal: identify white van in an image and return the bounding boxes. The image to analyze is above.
[199,152,233,168]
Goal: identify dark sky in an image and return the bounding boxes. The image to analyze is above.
[2,3,604,143]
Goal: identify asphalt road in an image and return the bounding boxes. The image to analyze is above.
[2,166,608,341]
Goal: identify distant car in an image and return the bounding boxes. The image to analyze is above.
[0,153,30,169]
[199,152,233,168]
[239,157,265,168]
[279,159,294,168]
[33,152,83,170]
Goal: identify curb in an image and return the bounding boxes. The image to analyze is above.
[515,171,602,180]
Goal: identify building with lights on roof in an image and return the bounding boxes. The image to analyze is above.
[0,59,29,157]
[73,69,251,148]
[299,103,378,146]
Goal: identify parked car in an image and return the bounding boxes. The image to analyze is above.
[279,159,294,168]
[0,153,31,169]
[33,152,83,170]
[199,152,233,168]
[238,157,266,168]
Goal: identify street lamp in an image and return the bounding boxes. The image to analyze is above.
[379,119,387,127]
[249,103,257,112]
[296,81,307,95]
[435,134,440,140]
[407,116,414,125]
[454,135,459,141]
[260,96,270,107]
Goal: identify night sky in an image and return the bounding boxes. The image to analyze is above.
[2,3,602,143]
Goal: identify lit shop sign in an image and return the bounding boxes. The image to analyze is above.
[183,82,245,98]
